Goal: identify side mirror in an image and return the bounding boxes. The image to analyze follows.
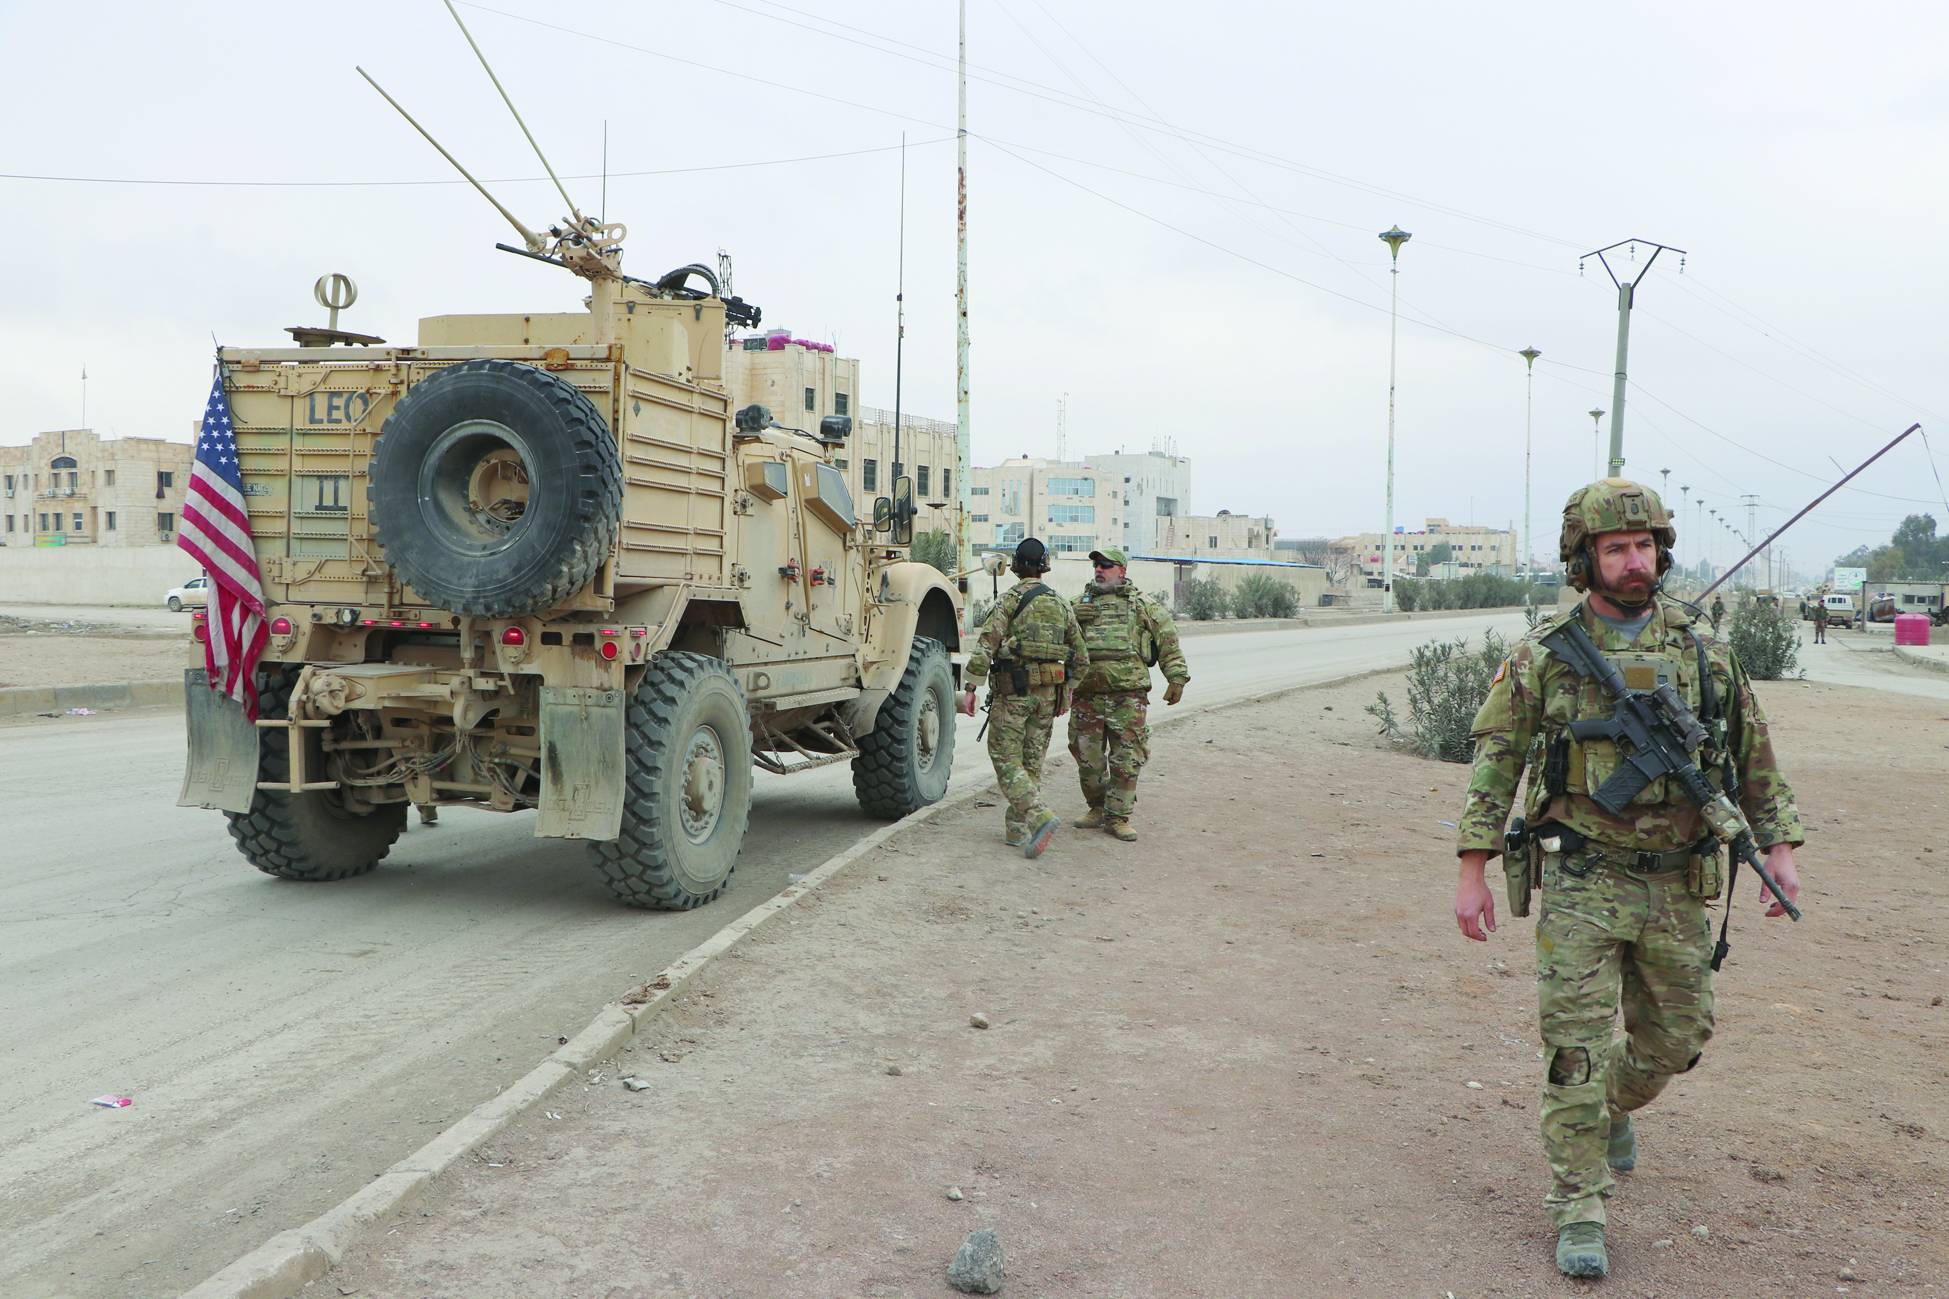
[872,496,895,532]
[891,475,915,547]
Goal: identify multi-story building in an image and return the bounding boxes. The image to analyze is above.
[0,430,193,547]
[850,407,958,536]
[1155,511,1277,560]
[968,458,1122,558]
[1332,516,1518,583]
[1089,450,1191,553]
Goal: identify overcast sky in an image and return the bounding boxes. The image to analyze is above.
[4,0,1946,576]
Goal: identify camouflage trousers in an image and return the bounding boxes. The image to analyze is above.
[986,687,1061,837]
[1067,690,1150,820]
[1536,854,1716,1227]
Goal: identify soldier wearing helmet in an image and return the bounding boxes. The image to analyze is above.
[961,537,1089,858]
[1448,478,1804,1280]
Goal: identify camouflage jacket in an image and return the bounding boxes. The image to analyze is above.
[1072,580,1189,695]
[964,578,1088,688]
[1456,596,1804,858]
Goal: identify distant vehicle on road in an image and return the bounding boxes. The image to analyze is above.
[165,577,208,612]
[1817,593,1856,628]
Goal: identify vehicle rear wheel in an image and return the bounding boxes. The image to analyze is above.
[589,653,753,910]
[368,358,624,617]
[225,667,406,882]
[167,596,183,612]
[852,636,955,819]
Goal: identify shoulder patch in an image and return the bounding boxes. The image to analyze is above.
[1491,658,1508,686]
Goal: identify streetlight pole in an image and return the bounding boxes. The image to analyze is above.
[1581,238,1686,475]
[1587,409,1604,481]
[1378,225,1412,614]
[1519,347,1541,603]
[1678,484,1690,577]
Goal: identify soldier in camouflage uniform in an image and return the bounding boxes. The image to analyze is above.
[1067,546,1189,841]
[1452,479,1804,1279]
[962,537,1090,858]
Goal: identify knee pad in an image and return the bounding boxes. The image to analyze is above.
[1548,1046,1591,1087]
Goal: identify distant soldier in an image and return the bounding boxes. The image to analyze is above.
[1452,479,1803,1280]
[1813,599,1829,644]
[1068,547,1189,841]
[1709,594,1726,630]
[961,537,1089,858]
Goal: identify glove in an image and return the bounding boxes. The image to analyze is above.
[1163,680,1185,706]
[960,687,979,717]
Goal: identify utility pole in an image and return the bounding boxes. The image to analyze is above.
[954,0,972,574]
[1581,239,1685,475]
[1378,225,1412,613]
[1743,493,1761,591]
[1678,484,1690,576]
[1519,346,1540,601]
[893,135,906,507]
[1588,409,1604,481]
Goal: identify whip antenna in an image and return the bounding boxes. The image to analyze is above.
[443,0,580,218]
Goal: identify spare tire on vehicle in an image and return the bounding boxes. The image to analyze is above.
[369,358,624,617]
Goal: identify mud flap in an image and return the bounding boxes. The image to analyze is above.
[176,669,260,813]
[536,686,626,840]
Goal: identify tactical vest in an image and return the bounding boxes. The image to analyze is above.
[1005,584,1069,663]
[1077,589,1140,660]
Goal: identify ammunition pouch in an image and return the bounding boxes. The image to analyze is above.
[990,659,1064,696]
[1686,841,1725,901]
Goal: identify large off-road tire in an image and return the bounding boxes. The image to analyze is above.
[852,636,955,819]
[225,667,406,882]
[368,358,624,617]
[590,653,754,910]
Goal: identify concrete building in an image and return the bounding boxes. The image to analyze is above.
[968,458,1122,558]
[851,407,958,536]
[1333,517,1518,584]
[1156,510,1277,560]
[1089,450,1191,553]
[0,430,193,547]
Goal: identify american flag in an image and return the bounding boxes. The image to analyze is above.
[177,367,269,720]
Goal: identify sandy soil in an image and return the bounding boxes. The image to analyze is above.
[0,613,185,689]
[300,672,1947,1299]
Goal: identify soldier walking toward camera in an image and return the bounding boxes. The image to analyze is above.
[1451,479,1803,1280]
[1068,546,1189,841]
[1813,600,1829,644]
[1709,594,1726,630]
[962,538,1089,858]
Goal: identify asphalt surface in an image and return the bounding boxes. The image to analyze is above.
[2,610,1537,1298]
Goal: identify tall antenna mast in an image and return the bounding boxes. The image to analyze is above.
[600,119,608,222]
[893,133,907,489]
[443,0,579,218]
[356,66,545,251]
[954,0,973,573]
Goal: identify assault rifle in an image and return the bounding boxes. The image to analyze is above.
[1539,619,1803,942]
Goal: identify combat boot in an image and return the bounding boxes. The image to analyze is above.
[1004,826,1026,848]
[1607,1111,1636,1173]
[1555,1222,1609,1278]
[1076,806,1107,830]
[1024,812,1060,860]
[1104,818,1138,842]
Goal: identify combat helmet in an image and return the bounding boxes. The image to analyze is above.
[1560,478,1676,592]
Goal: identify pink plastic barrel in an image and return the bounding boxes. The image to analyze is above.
[1894,612,1931,646]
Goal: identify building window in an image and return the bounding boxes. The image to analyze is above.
[104,469,115,487]
[833,457,848,470]
[1156,496,1178,517]
[158,512,175,534]
[1046,476,1093,496]
[941,469,951,498]
[1047,504,1095,524]
[835,392,849,415]
[917,465,930,496]
[892,461,904,482]
[40,513,50,530]
[51,455,77,470]
[51,513,63,531]
[73,513,84,531]
[862,459,878,492]
[1048,535,1095,553]
[997,522,1025,546]
[804,386,816,412]
[5,516,13,532]
[1208,535,1219,548]
[158,471,174,489]
[970,485,990,496]
[105,511,116,531]
[970,513,990,523]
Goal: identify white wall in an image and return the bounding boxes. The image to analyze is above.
[0,546,200,606]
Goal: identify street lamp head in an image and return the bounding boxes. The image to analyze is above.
[1519,346,1541,368]
[1589,408,1605,422]
[1378,226,1413,261]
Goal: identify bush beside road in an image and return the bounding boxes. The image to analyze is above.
[301,673,1946,1299]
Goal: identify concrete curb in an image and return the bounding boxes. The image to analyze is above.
[0,678,181,718]
[1893,645,1949,674]
[178,658,1412,1299]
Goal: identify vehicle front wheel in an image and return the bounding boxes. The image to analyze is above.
[589,652,753,910]
[852,636,955,819]
[168,596,183,612]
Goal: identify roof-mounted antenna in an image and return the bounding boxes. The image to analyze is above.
[442,0,579,219]
[355,65,545,254]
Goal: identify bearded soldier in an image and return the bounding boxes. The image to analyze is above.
[1067,546,1189,841]
[1452,479,1803,1279]
[962,537,1089,858]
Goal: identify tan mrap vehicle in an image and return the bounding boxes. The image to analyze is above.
[178,224,962,911]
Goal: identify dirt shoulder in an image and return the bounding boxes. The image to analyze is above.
[0,611,184,690]
[305,673,1948,1299]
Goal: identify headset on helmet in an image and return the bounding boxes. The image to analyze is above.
[1012,535,1051,577]
[1559,478,1676,593]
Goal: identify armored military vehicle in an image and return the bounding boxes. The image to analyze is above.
[177,36,963,909]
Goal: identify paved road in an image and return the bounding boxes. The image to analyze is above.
[1797,623,1949,700]
[0,608,1527,1297]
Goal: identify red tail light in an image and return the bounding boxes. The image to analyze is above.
[418,621,436,630]
[269,617,293,636]
[501,627,526,647]
[599,640,620,661]
[192,622,208,643]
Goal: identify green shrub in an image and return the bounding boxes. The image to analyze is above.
[1728,593,1800,680]
[1180,578,1228,621]
[1392,574,1548,613]
[1231,572,1300,619]
[910,529,956,576]
[1366,630,1508,762]
[969,597,995,628]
